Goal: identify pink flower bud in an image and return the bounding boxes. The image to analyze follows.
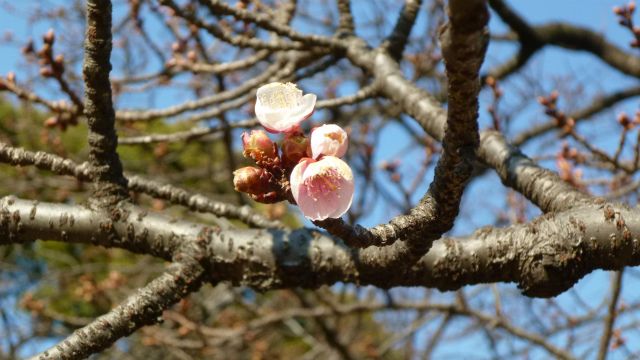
[233,166,271,195]
[242,130,277,162]
[290,156,354,221]
[255,82,317,133]
[310,124,348,159]
[281,132,310,169]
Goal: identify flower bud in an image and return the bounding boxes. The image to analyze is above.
[21,39,34,55]
[310,124,348,159]
[187,50,197,62]
[242,130,277,163]
[44,116,59,128]
[40,67,54,78]
[54,54,65,73]
[43,29,55,45]
[281,132,310,168]
[233,166,271,195]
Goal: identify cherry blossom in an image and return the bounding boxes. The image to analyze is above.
[255,82,317,133]
[290,156,354,221]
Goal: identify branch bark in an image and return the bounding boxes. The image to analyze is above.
[83,0,128,205]
[3,196,640,297]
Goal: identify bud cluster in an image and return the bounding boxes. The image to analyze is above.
[233,82,355,220]
[537,91,575,135]
[613,2,640,48]
[21,29,81,131]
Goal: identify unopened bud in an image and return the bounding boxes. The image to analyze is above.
[187,50,197,62]
[54,54,65,73]
[618,113,634,129]
[40,67,54,77]
[44,117,59,128]
[281,132,310,168]
[22,39,34,55]
[43,29,55,45]
[310,124,348,159]
[537,96,548,106]
[233,166,271,195]
[242,130,277,162]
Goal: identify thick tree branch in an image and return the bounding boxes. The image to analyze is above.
[3,196,640,297]
[84,0,128,204]
[479,131,592,212]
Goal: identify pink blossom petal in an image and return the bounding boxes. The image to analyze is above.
[290,157,313,203]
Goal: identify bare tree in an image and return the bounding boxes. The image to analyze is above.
[0,0,639,358]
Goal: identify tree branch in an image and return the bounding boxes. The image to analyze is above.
[383,0,423,61]
[30,259,204,360]
[512,86,640,146]
[479,131,592,212]
[3,196,640,297]
[198,0,341,49]
[489,0,640,79]
[597,270,624,360]
[0,142,277,228]
[84,0,128,205]
[345,39,588,213]
[317,0,489,253]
